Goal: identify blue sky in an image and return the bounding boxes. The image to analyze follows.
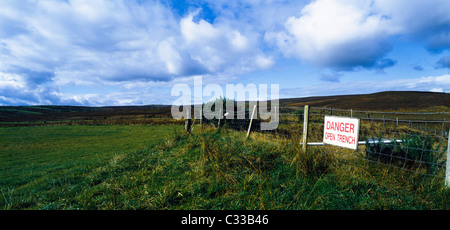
[0,0,449,106]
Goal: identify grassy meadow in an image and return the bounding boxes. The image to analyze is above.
[1,123,449,210]
[0,124,182,209]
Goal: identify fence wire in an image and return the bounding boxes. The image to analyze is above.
[190,106,449,176]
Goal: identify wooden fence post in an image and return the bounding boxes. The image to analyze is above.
[200,109,203,131]
[445,128,450,188]
[218,108,222,129]
[184,104,192,133]
[246,105,257,139]
[302,105,310,152]
[185,118,192,133]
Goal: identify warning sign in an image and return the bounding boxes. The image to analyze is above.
[323,115,360,150]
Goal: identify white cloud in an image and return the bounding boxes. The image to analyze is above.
[374,0,450,53]
[0,71,65,105]
[0,72,26,89]
[0,0,182,82]
[0,0,274,105]
[281,74,450,98]
[0,1,272,81]
[407,75,450,89]
[180,10,273,73]
[157,39,183,75]
[181,11,219,44]
[230,31,249,51]
[266,0,450,71]
[266,0,398,70]
[429,88,444,93]
[255,55,274,69]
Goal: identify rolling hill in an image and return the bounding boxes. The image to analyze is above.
[279,91,450,112]
[0,91,448,124]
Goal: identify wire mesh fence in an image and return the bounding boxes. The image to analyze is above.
[363,133,447,176]
[188,105,449,177]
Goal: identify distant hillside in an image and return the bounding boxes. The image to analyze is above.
[0,91,448,124]
[279,91,450,112]
[0,105,172,123]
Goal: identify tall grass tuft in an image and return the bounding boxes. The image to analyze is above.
[290,146,338,178]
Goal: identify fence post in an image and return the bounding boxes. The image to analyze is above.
[302,105,310,152]
[185,118,192,133]
[275,105,278,124]
[445,128,450,188]
[218,108,222,129]
[184,106,192,133]
[200,109,203,131]
[246,105,257,139]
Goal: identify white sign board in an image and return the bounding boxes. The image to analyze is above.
[323,115,360,150]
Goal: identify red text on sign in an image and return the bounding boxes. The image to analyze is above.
[325,121,355,133]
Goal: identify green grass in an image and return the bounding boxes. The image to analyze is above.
[0,124,182,209]
[1,124,449,210]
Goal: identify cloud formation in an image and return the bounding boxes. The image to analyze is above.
[266,0,398,71]
[375,0,450,53]
[180,10,273,73]
[0,0,449,105]
[266,0,450,73]
[0,0,274,105]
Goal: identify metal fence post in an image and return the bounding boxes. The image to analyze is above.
[302,105,309,152]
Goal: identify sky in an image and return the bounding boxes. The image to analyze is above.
[0,0,449,106]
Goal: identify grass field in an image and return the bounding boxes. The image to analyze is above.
[1,91,449,210]
[0,124,182,209]
[1,123,449,210]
